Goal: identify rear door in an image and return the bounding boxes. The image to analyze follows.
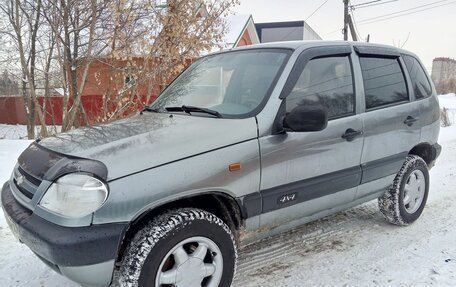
[258,46,364,230]
[355,47,421,198]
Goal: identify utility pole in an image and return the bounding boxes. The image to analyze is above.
[343,0,349,41]
[343,0,358,41]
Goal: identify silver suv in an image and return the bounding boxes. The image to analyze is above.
[1,41,441,287]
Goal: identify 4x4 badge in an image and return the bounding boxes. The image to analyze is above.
[278,193,297,204]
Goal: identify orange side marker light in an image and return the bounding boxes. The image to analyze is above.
[229,162,241,172]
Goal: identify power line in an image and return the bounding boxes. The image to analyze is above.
[324,0,396,36]
[350,10,363,41]
[325,0,452,37]
[354,0,398,9]
[351,0,382,8]
[358,0,456,25]
[324,26,344,36]
[357,0,452,24]
[305,0,331,21]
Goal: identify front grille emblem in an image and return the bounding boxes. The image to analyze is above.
[16,175,25,186]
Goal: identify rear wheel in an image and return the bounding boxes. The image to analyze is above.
[118,208,237,287]
[378,155,430,225]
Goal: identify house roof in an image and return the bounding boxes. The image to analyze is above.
[208,14,260,53]
[224,14,260,47]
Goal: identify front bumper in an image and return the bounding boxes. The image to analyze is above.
[1,181,128,286]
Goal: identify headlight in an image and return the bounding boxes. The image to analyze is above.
[39,173,108,218]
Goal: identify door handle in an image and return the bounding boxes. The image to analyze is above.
[342,128,363,142]
[404,116,419,126]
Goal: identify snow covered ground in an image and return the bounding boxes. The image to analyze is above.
[0,124,60,140]
[1,96,456,286]
[0,124,29,140]
[440,93,456,125]
[439,93,456,110]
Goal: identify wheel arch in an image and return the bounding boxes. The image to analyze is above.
[115,191,244,264]
[408,142,435,166]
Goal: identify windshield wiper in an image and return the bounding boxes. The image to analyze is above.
[165,105,223,118]
[141,106,161,114]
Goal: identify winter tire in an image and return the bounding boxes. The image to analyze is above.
[378,155,430,225]
[118,208,237,287]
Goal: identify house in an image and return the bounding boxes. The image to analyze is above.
[214,17,322,50]
[76,15,262,124]
[255,20,322,43]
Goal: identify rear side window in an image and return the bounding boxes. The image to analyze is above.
[286,56,355,119]
[402,54,432,99]
[359,57,408,110]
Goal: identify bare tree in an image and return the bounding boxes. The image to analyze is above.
[43,0,113,131]
[0,0,51,138]
[1,0,239,134]
[93,0,239,123]
[0,70,19,95]
[441,107,451,127]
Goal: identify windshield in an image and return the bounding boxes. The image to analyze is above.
[150,49,290,118]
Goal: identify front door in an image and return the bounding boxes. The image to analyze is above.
[258,46,364,231]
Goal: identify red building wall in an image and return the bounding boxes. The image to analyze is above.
[0,97,27,125]
[0,94,158,125]
[0,57,179,125]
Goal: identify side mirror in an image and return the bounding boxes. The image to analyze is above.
[283,105,328,132]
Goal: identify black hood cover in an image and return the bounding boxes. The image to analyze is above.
[18,142,108,182]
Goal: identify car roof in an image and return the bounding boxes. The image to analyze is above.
[211,40,416,58]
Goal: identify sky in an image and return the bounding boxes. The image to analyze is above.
[233,0,456,73]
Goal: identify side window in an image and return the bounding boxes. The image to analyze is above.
[359,56,408,110]
[286,56,355,119]
[402,54,432,99]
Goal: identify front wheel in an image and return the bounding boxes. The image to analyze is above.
[378,155,430,225]
[118,208,237,287]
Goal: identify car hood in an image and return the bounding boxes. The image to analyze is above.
[38,112,258,180]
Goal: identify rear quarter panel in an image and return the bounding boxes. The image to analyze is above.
[419,94,440,145]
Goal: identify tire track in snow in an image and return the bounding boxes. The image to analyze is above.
[234,202,383,284]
